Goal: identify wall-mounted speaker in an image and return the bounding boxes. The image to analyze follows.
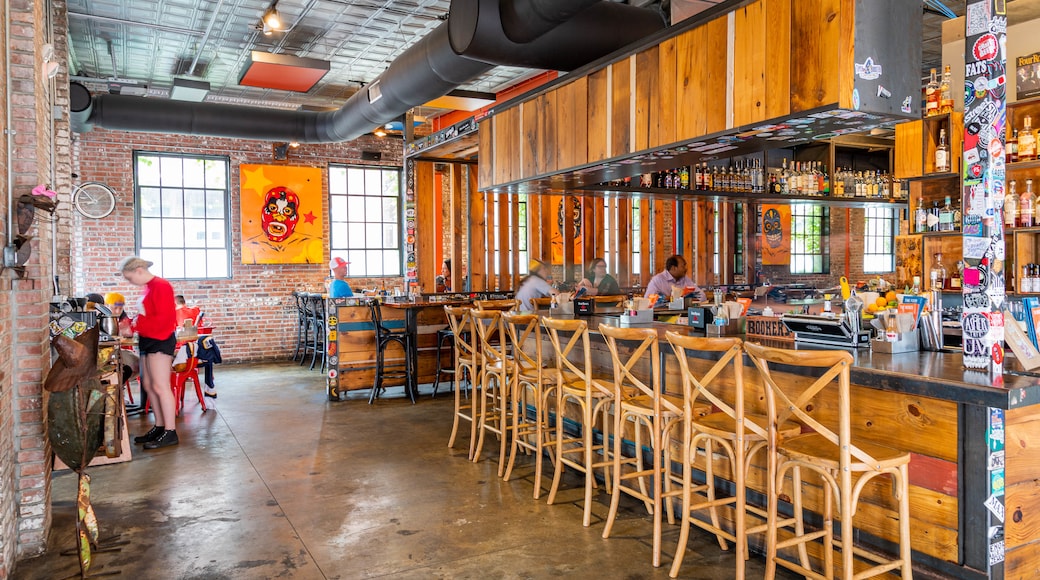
[361,150,381,161]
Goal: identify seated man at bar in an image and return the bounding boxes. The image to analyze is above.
[645,254,706,302]
[329,256,354,298]
[516,258,557,311]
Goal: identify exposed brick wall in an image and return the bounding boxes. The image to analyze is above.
[0,0,69,575]
[71,130,403,363]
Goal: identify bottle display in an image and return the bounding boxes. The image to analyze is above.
[1008,128,1019,164]
[939,65,954,115]
[915,198,928,233]
[935,128,950,173]
[1020,178,1035,228]
[1006,180,1019,229]
[930,253,947,290]
[925,68,940,117]
[1020,115,1037,162]
[938,195,955,232]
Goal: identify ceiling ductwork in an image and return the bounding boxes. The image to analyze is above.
[69,0,664,143]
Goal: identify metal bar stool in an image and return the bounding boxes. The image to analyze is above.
[744,342,912,580]
[308,295,327,372]
[367,299,416,404]
[290,291,308,362]
[431,327,455,398]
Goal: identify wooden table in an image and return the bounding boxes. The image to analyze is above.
[382,299,470,400]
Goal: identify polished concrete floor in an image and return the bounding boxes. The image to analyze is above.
[16,362,796,579]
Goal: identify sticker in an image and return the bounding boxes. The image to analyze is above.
[990,15,1007,34]
[855,57,883,80]
[876,85,892,99]
[989,138,1004,160]
[974,34,1000,61]
[989,540,1005,566]
[990,428,1005,450]
[988,450,1006,472]
[327,315,338,325]
[974,77,990,99]
[328,355,339,366]
[993,343,1005,365]
[967,1,991,36]
[991,470,1005,495]
[965,148,981,166]
[327,330,337,342]
[964,312,991,338]
[971,163,983,178]
[901,96,913,114]
[851,88,860,111]
[327,369,338,379]
[984,493,1005,522]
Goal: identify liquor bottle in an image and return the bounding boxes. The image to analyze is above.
[939,65,954,115]
[915,197,928,233]
[1005,180,1019,230]
[935,128,950,173]
[930,253,947,291]
[780,158,789,194]
[834,167,845,197]
[821,164,830,196]
[1020,178,1036,228]
[939,196,954,232]
[1008,128,1019,164]
[925,68,940,117]
[929,200,941,232]
[1020,116,1037,162]
[680,166,690,189]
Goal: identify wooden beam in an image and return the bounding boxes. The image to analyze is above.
[562,194,576,283]
[640,200,652,285]
[449,164,465,292]
[511,194,521,290]
[415,161,437,293]
[617,198,631,287]
[528,194,542,267]
[498,193,510,290]
[470,186,487,291]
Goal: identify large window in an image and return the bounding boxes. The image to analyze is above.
[790,205,830,274]
[328,165,401,277]
[491,193,528,277]
[863,207,896,273]
[135,152,230,279]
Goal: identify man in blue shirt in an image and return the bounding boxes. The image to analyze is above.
[645,254,706,302]
[329,257,354,298]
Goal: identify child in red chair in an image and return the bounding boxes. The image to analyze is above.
[176,294,220,398]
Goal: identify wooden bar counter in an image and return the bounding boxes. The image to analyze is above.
[536,314,1039,580]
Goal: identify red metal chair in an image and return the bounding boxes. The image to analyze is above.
[171,354,207,416]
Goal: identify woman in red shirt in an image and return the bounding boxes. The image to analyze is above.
[119,256,180,449]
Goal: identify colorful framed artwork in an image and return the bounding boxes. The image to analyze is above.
[240,164,324,264]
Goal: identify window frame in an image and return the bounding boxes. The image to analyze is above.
[133,151,232,280]
[328,164,403,278]
[789,204,830,275]
[863,207,896,274]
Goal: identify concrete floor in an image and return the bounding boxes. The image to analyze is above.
[15,362,796,579]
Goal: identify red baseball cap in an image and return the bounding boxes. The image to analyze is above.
[329,257,350,269]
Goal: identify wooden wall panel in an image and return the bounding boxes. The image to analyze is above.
[583,196,596,267]
[653,200,668,274]
[477,120,493,191]
[639,200,652,285]
[836,0,855,110]
[695,200,714,284]
[675,18,728,140]
[764,0,792,120]
[538,92,558,176]
[521,99,541,179]
[493,107,521,186]
[528,194,542,266]
[449,165,465,291]
[733,1,766,128]
[557,79,589,170]
[510,195,521,291]
[635,46,659,152]
[702,17,729,136]
[497,193,510,290]
[611,58,632,158]
[682,200,695,269]
[486,193,497,290]
[616,198,630,287]
[652,38,677,148]
[469,187,487,292]
[540,194,554,266]
[587,68,610,163]
[415,161,437,293]
[562,195,576,282]
[894,120,924,179]
[791,0,840,113]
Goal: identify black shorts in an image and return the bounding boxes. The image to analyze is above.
[139,333,177,356]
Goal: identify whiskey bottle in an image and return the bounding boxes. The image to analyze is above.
[1019,178,1036,228]
[925,68,940,117]
[935,129,950,173]
[1005,180,1019,230]
[1020,116,1037,162]
[939,65,954,115]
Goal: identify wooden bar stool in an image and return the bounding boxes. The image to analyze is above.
[501,312,557,498]
[599,325,705,568]
[665,333,798,579]
[444,306,481,459]
[474,298,519,312]
[541,317,615,527]
[744,343,912,580]
[470,309,512,476]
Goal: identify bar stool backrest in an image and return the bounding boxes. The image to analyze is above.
[743,342,875,466]
[470,309,508,368]
[593,295,626,307]
[541,317,593,387]
[599,325,670,414]
[666,333,754,437]
[474,299,519,312]
[531,297,553,312]
[502,312,542,374]
[444,305,477,366]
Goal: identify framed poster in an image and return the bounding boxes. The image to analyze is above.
[1017,52,1040,100]
[240,164,324,264]
[760,205,791,265]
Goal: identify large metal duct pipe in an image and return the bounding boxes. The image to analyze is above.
[70,0,664,143]
[498,0,604,44]
[449,0,664,71]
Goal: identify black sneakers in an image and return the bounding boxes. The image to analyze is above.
[144,429,179,449]
[133,425,164,444]
[204,388,217,398]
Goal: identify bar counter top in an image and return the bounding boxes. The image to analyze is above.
[555,313,1040,410]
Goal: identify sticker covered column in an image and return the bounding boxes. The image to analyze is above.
[962,0,1008,372]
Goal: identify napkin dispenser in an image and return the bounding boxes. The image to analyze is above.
[574,298,595,316]
[706,316,745,337]
[620,309,654,324]
[872,328,920,354]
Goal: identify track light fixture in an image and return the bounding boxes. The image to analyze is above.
[262,2,282,30]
